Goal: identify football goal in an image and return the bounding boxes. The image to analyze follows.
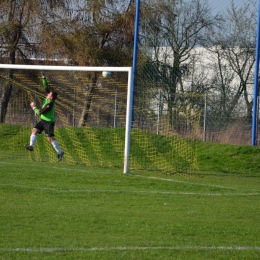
[0,64,201,175]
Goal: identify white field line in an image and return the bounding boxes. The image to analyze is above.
[0,161,258,195]
[0,183,259,197]
[0,245,260,252]
[134,174,240,190]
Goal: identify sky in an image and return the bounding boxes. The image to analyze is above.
[206,0,257,15]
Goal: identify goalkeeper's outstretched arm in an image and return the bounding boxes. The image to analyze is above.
[30,101,54,115]
[42,72,50,93]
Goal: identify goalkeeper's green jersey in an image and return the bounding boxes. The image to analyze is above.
[40,99,55,122]
[33,77,56,122]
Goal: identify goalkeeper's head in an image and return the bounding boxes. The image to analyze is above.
[48,91,57,101]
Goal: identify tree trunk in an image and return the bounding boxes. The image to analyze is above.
[0,51,15,123]
[0,83,13,123]
[78,76,97,127]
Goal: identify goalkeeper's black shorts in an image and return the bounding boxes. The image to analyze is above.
[34,120,55,137]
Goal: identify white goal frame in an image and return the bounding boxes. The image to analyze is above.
[0,64,133,174]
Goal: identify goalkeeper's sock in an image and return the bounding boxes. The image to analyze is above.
[51,140,62,154]
[30,134,37,147]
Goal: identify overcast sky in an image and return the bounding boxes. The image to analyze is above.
[206,0,257,15]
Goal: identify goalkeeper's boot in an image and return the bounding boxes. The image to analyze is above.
[57,151,64,162]
[24,145,34,151]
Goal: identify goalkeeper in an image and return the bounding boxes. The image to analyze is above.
[24,73,64,162]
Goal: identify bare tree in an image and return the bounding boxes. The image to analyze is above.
[207,0,256,119]
[139,0,220,126]
[0,0,135,126]
[0,0,69,122]
[41,0,136,126]
[0,0,33,122]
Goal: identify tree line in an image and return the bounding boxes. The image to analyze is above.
[0,0,257,126]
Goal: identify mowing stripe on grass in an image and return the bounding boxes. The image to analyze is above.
[1,245,260,252]
[0,162,259,193]
[0,161,241,191]
[0,161,97,174]
[0,183,259,197]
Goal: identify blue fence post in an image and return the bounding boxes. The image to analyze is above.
[252,0,260,146]
[131,0,141,123]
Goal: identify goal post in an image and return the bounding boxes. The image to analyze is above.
[0,64,201,175]
[0,64,133,174]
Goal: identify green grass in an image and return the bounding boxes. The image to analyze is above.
[4,123,260,175]
[0,158,260,259]
[197,141,260,174]
[1,125,260,259]
[0,124,200,173]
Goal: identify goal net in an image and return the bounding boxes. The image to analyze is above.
[0,64,201,175]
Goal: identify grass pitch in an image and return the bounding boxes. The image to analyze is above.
[0,158,260,259]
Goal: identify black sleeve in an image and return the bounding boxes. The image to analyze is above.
[39,102,54,114]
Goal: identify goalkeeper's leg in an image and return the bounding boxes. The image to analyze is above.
[47,137,64,162]
[24,128,38,151]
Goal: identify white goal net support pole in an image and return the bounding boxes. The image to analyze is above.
[0,64,133,174]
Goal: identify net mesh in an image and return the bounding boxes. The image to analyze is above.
[0,68,201,174]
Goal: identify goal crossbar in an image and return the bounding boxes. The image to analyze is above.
[0,64,131,72]
[0,64,133,174]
